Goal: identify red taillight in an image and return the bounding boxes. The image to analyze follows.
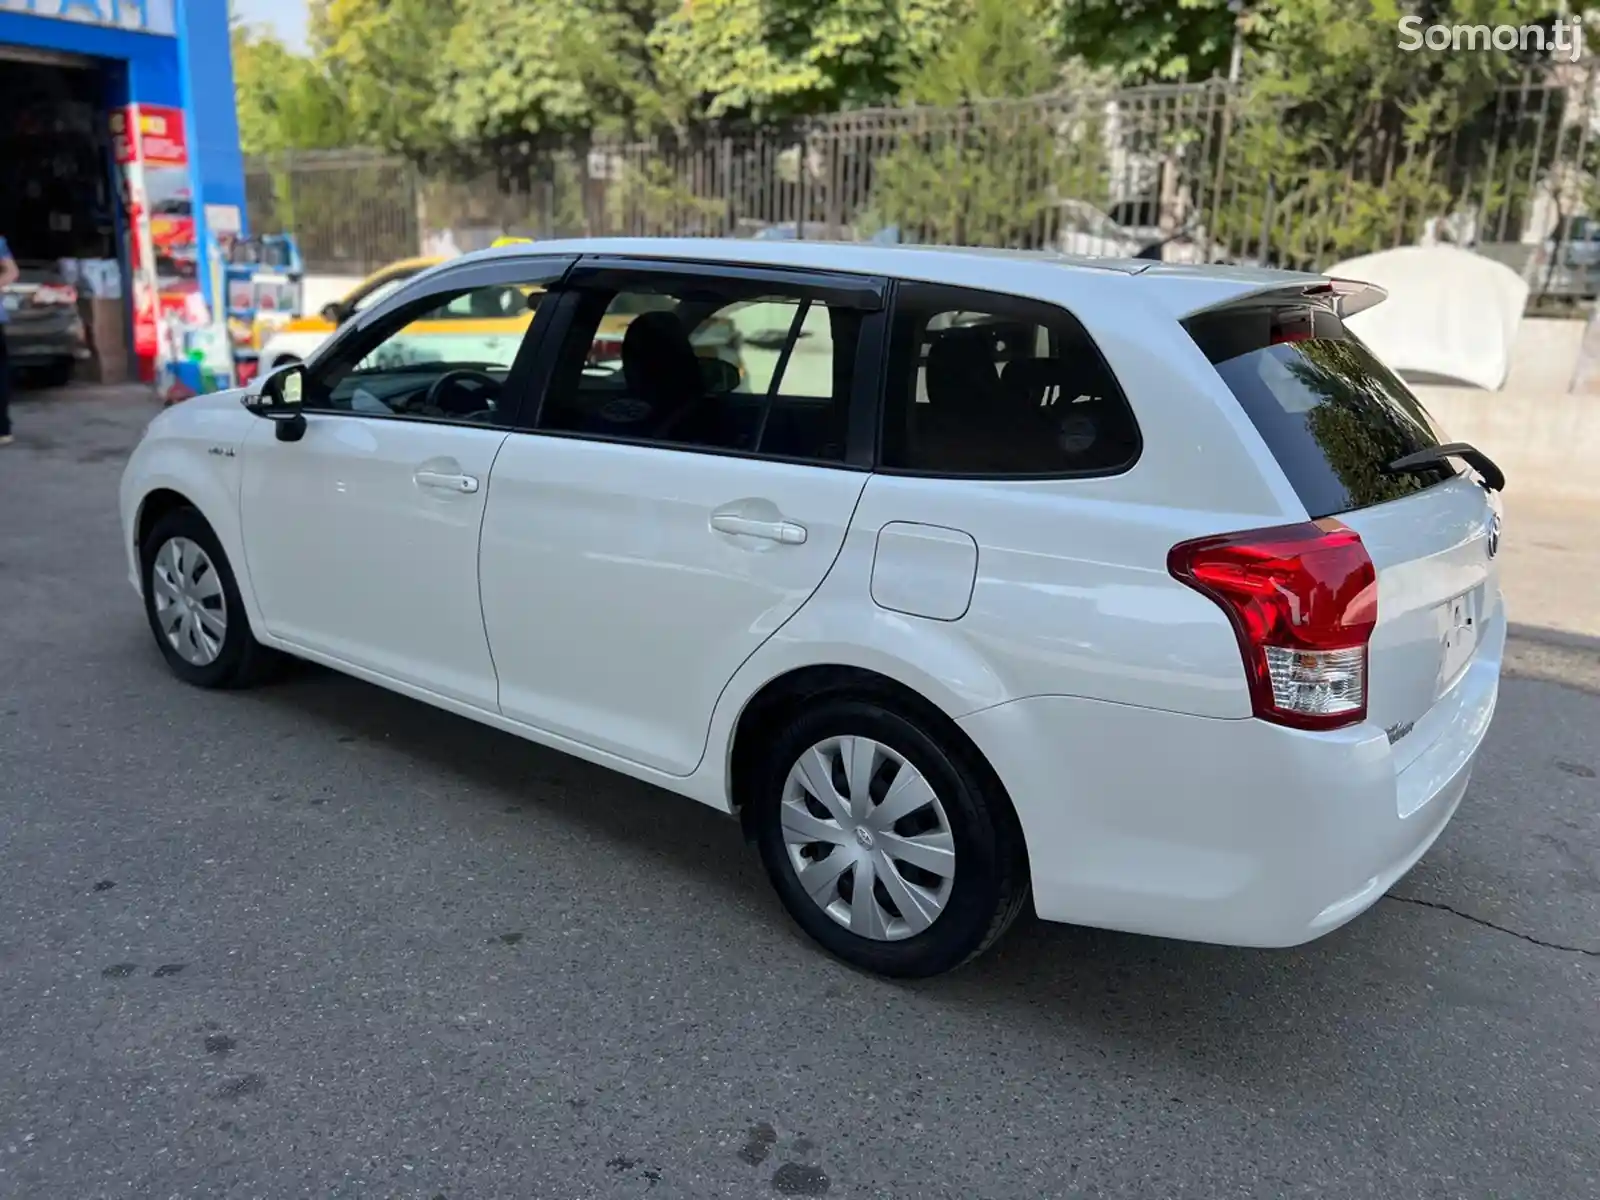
[32,284,77,307]
[1168,519,1377,731]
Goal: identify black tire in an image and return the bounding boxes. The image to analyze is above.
[40,360,76,389]
[140,506,279,688]
[751,696,1029,978]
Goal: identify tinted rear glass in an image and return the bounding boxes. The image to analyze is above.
[1184,305,1456,519]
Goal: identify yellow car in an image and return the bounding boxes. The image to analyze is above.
[256,253,740,378]
[256,257,452,371]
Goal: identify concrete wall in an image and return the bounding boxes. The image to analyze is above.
[1417,385,1600,501]
[1504,318,1588,393]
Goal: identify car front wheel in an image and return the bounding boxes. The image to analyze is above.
[752,697,1029,977]
[140,507,278,688]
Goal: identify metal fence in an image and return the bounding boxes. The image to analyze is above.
[246,69,1600,304]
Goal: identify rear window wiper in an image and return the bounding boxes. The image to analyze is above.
[1386,442,1505,492]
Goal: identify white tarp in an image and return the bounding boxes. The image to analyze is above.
[1328,246,1528,390]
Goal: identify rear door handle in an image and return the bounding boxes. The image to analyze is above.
[709,513,808,544]
[414,470,480,494]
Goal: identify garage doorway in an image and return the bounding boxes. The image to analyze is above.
[0,48,128,386]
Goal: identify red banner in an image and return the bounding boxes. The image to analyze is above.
[136,106,189,168]
[112,104,197,380]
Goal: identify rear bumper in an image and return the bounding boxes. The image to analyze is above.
[5,323,91,365]
[958,613,1503,948]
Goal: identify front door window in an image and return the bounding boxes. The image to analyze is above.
[308,283,545,424]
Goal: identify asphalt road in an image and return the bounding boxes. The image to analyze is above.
[2,386,1598,1200]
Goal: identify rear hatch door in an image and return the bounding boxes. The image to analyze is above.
[1185,301,1502,759]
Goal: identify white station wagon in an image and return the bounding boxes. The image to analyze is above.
[121,239,1505,977]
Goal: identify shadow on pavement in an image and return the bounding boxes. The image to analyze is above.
[230,652,1584,1096]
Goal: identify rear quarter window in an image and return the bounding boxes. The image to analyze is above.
[1184,305,1457,519]
[881,282,1140,476]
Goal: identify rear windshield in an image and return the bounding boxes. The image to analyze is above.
[1184,305,1456,519]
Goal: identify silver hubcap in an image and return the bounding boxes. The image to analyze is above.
[150,537,227,667]
[781,736,956,941]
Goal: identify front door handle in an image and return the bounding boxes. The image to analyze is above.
[414,470,480,494]
[709,513,808,544]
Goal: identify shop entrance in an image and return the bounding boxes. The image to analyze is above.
[0,48,128,385]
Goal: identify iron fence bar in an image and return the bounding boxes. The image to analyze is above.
[243,75,1591,282]
[1523,74,1556,253]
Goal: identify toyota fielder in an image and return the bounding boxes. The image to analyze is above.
[120,239,1504,977]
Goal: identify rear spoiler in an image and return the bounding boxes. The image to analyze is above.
[1176,276,1389,321]
[1307,277,1388,318]
[1135,259,1391,320]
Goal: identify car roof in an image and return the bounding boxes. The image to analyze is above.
[450,237,1343,319]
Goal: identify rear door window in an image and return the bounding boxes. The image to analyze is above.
[1183,305,1457,519]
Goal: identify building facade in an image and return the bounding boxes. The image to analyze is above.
[0,0,245,380]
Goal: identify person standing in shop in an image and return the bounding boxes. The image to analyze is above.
[0,235,17,445]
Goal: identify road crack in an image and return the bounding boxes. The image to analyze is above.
[1386,893,1600,957]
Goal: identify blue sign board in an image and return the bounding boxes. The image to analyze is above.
[0,0,176,37]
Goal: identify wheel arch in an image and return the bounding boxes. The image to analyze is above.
[135,486,200,554]
[725,662,1022,851]
[125,441,265,637]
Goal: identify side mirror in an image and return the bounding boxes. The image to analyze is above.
[699,356,741,395]
[320,301,349,325]
[245,363,309,441]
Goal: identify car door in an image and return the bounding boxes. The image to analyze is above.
[478,257,885,775]
[239,254,574,710]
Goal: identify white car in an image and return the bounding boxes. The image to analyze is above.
[120,238,1506,977]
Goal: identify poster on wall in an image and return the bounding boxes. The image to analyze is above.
[111,104,208,380]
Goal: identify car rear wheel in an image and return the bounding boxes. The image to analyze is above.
[751,697,1028,977]
[140,507,279,688]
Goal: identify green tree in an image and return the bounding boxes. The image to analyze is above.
[312,0,457,155]
[232,12,361,242]
[648,0,961,122]
[868,0,1107,247]
[422,0,687,150]
[1206,0,1572,268]
[231,20,351,156]
[1056,0,1239,84]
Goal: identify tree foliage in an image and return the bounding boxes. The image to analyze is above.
[310,0,457,155]
[1055,0,1239,84]
[231,18,351,156]
[649,0,961,121]
[868,0,1106,247]
[241,0,975,159]
[1207,0,1574,265]
[430,0,687,149]
[236,0,1590,278]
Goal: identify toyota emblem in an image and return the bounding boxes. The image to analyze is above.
[1486,513,1501,559]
